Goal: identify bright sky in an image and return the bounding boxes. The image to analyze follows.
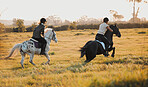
[0,0,148,21]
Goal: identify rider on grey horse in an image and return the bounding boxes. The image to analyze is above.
[95,17,113,56]
[32,18,47,55]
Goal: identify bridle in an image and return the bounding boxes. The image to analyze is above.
[51,30,56,40]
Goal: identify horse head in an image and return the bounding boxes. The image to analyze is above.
[110,24,121,38]
[51,30,58,43]
[44,28,58,44]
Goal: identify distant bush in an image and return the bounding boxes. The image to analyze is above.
[4,28,13,32]
[77,24,99,30]
[1,22,148,33]
[116,22,148,29]
[52,22,148,31]
[0,23,5,33]
[13,28,19,32]
[53,25,69,31]
[138,32,146,34]
[26,26,32,32]
[74,33,84,36]
[48,52,55,55]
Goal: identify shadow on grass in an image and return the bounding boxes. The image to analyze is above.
[11,67,22,70]
[1,66,23,71]
[0,58,15,60]
[50,62,87,74]
[100,56,148,65]
[2,63,32,70]
[89,78,148,87]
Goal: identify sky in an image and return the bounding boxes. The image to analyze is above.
[0,0,148,21]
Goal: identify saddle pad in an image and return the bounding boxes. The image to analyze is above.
[30,38,41,48]
[95,40,105,50]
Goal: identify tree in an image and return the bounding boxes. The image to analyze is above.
[16,19,25,32]
[127,0,147,22]
[46,15,62,26]
[63,20,71,25]
[0,22,5,33]
[110,10,124,21]
[70,21,77,29]
[31,22,37,31]
[77,15,88,25]
[12,18,17,27]
[77,15,101,25]
[26,22,37,32]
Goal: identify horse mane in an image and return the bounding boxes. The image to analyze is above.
[44,28,53,38]
[109,25,114,28]
[104,25,115,42]
[44,28,53,33]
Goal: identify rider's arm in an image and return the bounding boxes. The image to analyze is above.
[106,26,113,32]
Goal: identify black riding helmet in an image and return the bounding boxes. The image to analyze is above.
[103,17,109,23]
[40,18,47,24]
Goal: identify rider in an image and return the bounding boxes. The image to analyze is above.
[32,18,47,55]
[95,17,113,56]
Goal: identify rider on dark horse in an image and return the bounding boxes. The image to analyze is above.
[95,17,113,56]
[32,18,47,55]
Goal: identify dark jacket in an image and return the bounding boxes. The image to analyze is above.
[32,24,45,38]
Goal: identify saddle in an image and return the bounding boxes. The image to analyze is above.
[95,40,105,50]
[30,38,42,48]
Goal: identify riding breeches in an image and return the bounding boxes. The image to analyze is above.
[95,34,110,51]
[32,37,47,53]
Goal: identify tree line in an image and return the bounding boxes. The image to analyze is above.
[0,18,148,33]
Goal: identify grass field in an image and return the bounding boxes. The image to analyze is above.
[0,28,148,87]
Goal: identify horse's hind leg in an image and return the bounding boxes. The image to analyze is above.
[29,53,36,66]
[111,47,115,57]
[20,51,25,68]
[44,53,50,65]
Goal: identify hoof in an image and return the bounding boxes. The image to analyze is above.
[41,63,45,65]
[29,61,36,66]
[21,64,24,68]
[111,54,114,57]
[20,62,24,68]
[45,60,50,65]
[84,60,90,63]
[45,62,50,65]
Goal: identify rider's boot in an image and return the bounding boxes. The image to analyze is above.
[104,51,109,57]
[40,44,46,55]
[104,46,109,57]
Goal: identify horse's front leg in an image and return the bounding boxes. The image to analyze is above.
[29,53,36,66]
[111,47,115,57]
[44,52,50,65]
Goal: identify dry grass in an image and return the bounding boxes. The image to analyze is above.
[0,28,148,87]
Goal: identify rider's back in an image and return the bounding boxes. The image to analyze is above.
[32,24,45,39]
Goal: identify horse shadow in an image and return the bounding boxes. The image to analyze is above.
[0,58,16,60]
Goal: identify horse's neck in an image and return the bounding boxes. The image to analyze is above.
[105,30,113,42]
[44,29,52,46]
[44,37,51,46]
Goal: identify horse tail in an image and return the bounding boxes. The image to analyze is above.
[4,44,22,59]
[79,41,93,51]
[78,47,83,51]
